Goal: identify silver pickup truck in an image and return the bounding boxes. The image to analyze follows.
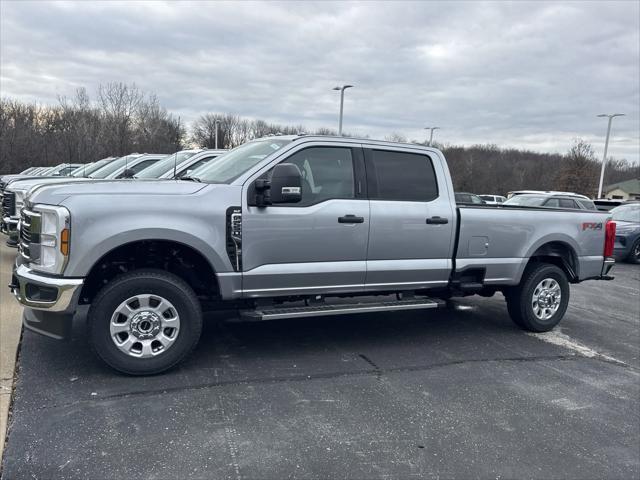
[9,136,616,375]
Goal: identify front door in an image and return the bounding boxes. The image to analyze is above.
[364,147,455,290]
[241,144,369,297]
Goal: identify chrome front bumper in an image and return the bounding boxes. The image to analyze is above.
[10,264,84,313]
[1,216,17,235]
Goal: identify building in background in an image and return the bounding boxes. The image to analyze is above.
[604,178,640,200]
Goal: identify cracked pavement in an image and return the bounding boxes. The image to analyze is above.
[1,254,638,479]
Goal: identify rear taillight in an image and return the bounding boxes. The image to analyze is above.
[604,220,616,257]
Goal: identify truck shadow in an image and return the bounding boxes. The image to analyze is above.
[9,294,548,413]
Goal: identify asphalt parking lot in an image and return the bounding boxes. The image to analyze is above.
[1,243,638,479]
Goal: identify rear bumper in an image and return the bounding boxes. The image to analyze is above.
[600,257,615,279]
[10,264,84,340]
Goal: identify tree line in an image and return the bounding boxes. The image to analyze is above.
[1,83,636,196]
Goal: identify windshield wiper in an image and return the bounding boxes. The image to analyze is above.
[180,176,202,182]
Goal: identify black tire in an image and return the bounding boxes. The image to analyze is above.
[627,239,640,264]
[505,263,570,332]
[89,269,203,375]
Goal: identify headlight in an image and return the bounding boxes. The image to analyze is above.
[28,204,71,274]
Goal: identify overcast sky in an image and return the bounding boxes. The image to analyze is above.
[1,1,639,161]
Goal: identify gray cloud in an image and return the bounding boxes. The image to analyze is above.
[1,0,638,161]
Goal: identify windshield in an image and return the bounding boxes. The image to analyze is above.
[192,139,291,183]
[89,157,132,178]
[70,163,92,177]
[71,159,112,177]
[611,204,640,223]
[135,152,193,178]
[503,195,547,206]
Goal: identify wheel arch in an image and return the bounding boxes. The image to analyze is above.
[79,238,220,304]
[522,240,579,283]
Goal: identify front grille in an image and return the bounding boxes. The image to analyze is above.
[2,191,15,218]
[19,210,41,262]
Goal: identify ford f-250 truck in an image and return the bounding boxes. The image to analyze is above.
[10,136,616,375]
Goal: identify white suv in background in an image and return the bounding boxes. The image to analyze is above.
[479,194,507,204]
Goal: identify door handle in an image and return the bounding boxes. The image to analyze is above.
[426,216,448,224]
[338,215,364,224]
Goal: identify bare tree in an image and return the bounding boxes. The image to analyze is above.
[556,139,600,196]
[97,82,144,155]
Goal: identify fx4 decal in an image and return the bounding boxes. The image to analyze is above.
[582,222,603,231]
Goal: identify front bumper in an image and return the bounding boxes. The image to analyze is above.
[1,215,17,235]
[10,264,84,340]
[2,216,19,246]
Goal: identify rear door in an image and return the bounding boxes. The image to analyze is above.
[364,147,455,290]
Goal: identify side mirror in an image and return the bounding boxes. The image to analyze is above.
[120,168,135,179]
[269,163,302,204]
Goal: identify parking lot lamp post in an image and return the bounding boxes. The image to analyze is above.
[333,85,353,136]
[424,126,440,146]
[596,113,625,199]
[214,119,221,149]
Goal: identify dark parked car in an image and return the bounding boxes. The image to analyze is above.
[611,203,640,263]
[455,192,485,204]
[594,199,624,212]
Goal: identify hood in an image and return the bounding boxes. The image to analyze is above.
[27,180,209,206]
[6,176,96,193]
[1,174,33,185]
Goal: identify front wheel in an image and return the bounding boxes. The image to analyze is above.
[505,263,570,332]
[89,269,203,375]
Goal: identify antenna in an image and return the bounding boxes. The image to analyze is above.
[173,116,181,178]
[173,151,178,178]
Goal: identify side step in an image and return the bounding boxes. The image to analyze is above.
[239,297,442,321]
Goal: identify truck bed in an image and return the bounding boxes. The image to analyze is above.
[455,205,612,285]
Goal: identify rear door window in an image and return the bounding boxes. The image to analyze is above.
[366,149,438,202]
[577,199,596,210]
[559,199,578,209]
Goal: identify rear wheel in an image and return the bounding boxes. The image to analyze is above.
[627,239,640,264]
[505,263,569,332]
[89,269,202,375]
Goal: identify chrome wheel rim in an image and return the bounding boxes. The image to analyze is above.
[110,294,181,358]
[531,278,561,321]
[634,242,640,260]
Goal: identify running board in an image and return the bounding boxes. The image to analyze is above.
[239,298,442,321]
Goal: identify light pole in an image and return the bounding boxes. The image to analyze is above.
[424,126,440,146]
[214,119,221,149]
[333,85,353,135]
[596,113,625,199]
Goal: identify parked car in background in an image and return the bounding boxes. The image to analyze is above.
[134,149,227,180]
[594,199,624,212]
[83,154,162,179]
[9,136,615,374]
[610,203,640,263]
[1,155,165,246]
[68,157,118,178]
[479,194,506,204]
[507,190,590,199]
[504,193,597,210]
[48,163,84,176]
[455,192,485,204]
